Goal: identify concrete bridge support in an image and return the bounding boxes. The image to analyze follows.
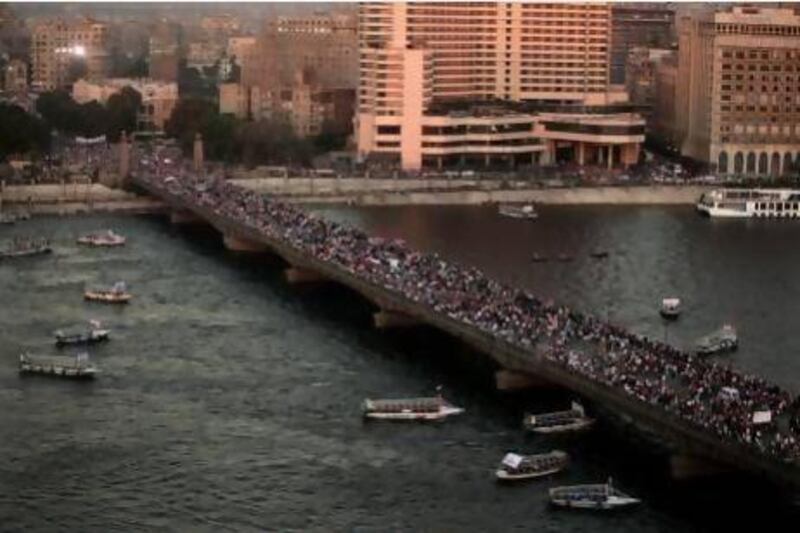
[170,209,204,225]
[223,233,270,253]
[669,453,731,480]
[373,309,420,329]
[495,369,555,391]
[284,266,327,284]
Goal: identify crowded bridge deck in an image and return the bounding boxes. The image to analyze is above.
[129,150,800,492]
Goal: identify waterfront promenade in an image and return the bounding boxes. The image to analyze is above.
[129,164,800,492]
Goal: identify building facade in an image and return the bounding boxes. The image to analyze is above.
[677,6,800,176]
[625,46,675,131]
[3,58,27,93]
[31,18,110,91]
[72,78,178,131]
[356,2,645,171]
[610,5,675,84]
[148,20,183,83]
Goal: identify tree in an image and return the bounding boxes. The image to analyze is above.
[0,103,51,159]
[105,86,142,142]
[165,97,218,153]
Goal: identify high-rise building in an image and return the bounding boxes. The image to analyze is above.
[148,20,182,83]
[357,2,645,171]
[625,46,675,130]
[610,4,675,84]
[3,58,27,93]
[676,6,800,176]
[31,18,110,91]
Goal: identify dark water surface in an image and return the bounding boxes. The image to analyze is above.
[0,207,798,532]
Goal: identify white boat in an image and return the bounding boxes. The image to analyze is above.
[495,450,569,481]
[523,402,594,434]
[55,320,110,347]
[549,478,640,510]
[695,324,738,355]
[362,392,464,421]
[19,352,98,379]
[660,297,681,319]
[499,204,538,219]
[77,230,126,247]
[697,188,800,218]
[85,281,132,304]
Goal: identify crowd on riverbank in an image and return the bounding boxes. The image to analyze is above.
[135,152,800,465]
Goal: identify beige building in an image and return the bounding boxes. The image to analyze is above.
[31,18,109,91]
[72,78,178,131]
[3,59,27,93]
[677,6,800,176]
[356,2,645,171]
[652,53,678,148]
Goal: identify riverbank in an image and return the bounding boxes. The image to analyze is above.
[0,183,165,214]
[234,179,709,205]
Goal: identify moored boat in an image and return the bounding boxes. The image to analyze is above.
[84,281,132,303]
[697,188,800,218]
[590,250,609,259]
[660,297,681,319]
[495,450,569,481]
[499,204,538,220]
[77,229,126,247]
[549,478,640,510]
[523,402,594,434]
[19,352,98,379]
[531,253,548,263]
[54,320,110,347]
[363,390,464,421]
[695,324,738,355]
[0,237,52,259]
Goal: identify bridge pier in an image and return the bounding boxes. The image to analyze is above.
[373,309,420,329]
[284,266,327,284]
[495,369,555,391]
[223,233,270,253]
[170,209,204,225]
[669,453,731,480]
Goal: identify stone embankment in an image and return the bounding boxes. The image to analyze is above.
[0,183,165,214]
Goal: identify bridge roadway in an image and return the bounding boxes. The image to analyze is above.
[132,174,800,492]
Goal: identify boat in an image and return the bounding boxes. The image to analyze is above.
[54,320,110,347]
[499,204,538,220]
[590,250,609,259]
[84,281,132,304]
[0,211,30,224]
[556,253,574,262]
[549,478,640,510]
[0,237,52,259]
[523,401,594,434]
[695,324,738,355]
[660,297,681,319]
[495,450,569,481]
[19,352,98,379]
[77,229,126,247]
[697,188,800,218]
[362,390,464,421]
[531,253,549,263]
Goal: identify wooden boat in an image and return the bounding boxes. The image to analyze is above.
[549,478,640,510]
[19,352,97,379]
[523,402,594,434]
[499,204,538,220]
[0,238,52,259]
[84,281,132,304]
[695,324,737,355]
[363,391,464,421]
[556,253,574,262]
[590,250,609,259]
[660,297,681,319]
[495,450,569,481]
[55,320,110,347]
[77,230,126,247]
[531,253,549,263]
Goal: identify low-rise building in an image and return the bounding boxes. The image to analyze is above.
[72,78,178,131]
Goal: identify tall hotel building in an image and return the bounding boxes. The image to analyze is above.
[31,18,110,91]
[356,2,645,171]
[677,6,800,176]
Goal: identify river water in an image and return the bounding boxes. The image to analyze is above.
[1,206,799,532]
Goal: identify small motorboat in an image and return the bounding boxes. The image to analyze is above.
[524,402,594,434]
[532,253,549,263]
[590,250,609,259]
[363,388,464,421]
[695,324,737,355]
[499,204,538,220]
[19,352,98,379]
[54,320,110,347]
[0,237,52,259]
[77,230,126,247]
[84,281,132,304]
[556,253,574,262]
[549,478,640,510]
[660,297,681,319]
[495,450,569,481]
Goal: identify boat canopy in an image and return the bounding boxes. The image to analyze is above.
[502,453,524,469]
[662,298,680,308]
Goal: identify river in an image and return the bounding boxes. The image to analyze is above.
[1,206,798,531]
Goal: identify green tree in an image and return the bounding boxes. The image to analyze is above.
[0,103,51,159]
[165,97,218,152]
[105,86,142,142]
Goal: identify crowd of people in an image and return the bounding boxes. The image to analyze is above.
[134,145,800,466]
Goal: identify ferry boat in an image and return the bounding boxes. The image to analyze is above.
[19,352,97,379]
[54,320,110,347]
[697,188,800,218]
[549,478,640,510]
[499,204,538,220]
[362,390,464,421]
[660,298,681,319]
[495,450,569,481]
[84,281,132,304]
[523,402,594,434]
[695,324,738,356]
[0,237,52,259]
[77,230,126,247]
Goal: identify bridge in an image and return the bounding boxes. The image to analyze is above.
[130,171,800,492]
